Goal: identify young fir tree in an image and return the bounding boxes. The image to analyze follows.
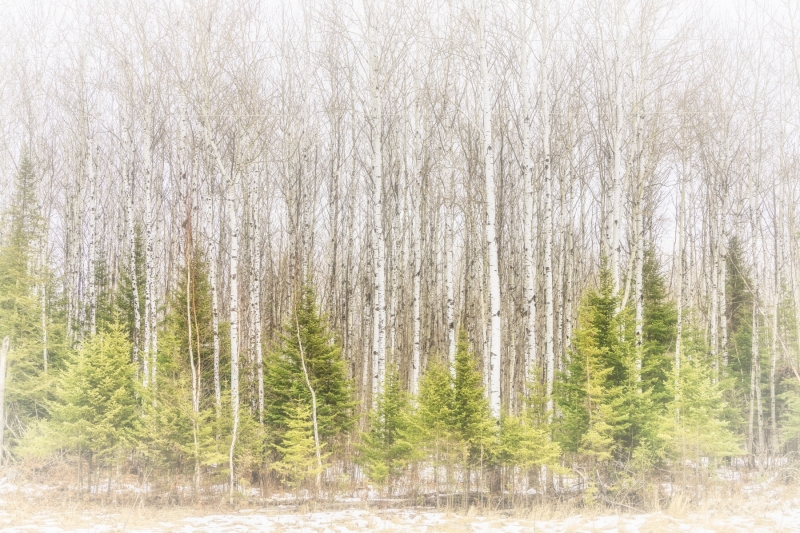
[0,154,54,452]
[556,266,659,464]
[415,360,455,456]
[358,367,414,487]
[271,402,328,489]
[264,284,354,451]
[640,248,678,404]
[723,235,754,434]
[450,330,494,466]
[142,252,222,482]
[660,324,740,463]
[26,323,140,464]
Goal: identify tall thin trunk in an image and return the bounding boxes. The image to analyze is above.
[633,103,645,385]
[770,191,780,454]
[143,102,154,389]
[446,165,456,369]
[87,138,97,337]
[610,2,623,293]
[480,0,501,418]
[250,169,264,424]
[228,167,240,499]
[675,148,686,413]
[125,110,141,380]
[369,11,386,399]
[521,1,536,393]
[410,104,422,395]
[541,2,554,420]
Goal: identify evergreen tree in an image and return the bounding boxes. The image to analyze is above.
[358,367,414,487]
[556,266,660,463]
[25,324,140,462]
[264,285,354,451]
[0,154,53,452]
[640,248,678,403]
[271,402,328,488]
[142,254,222,483]
[450,330,494,465]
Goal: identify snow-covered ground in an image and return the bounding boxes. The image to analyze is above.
[0,504,799,532]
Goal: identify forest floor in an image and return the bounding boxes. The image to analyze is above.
[0,477,798,532]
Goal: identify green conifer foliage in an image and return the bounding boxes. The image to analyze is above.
[143,254,222,478]
[271,402,328,488]
[264,285,354,450]
[114,225,146,349]
[556,268,624,460]
[41,324,140,459]
[451,330,494,464]
[640,249,678,403]
[0,155,52,449]
[358,367,414,486]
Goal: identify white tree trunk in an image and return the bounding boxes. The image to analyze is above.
[541,3,555,420]
[479,0,501,419]
[249,169,264,424]
[521,1,536,392]
[143,103,154,390]
[610,3,623,294]
[410,111,422,396]
[227,168,240,498]
[125,111,141,381]
[369,18,386,399]
[86,138,97,337]
[633,104,645,385]
[445,165,456,369]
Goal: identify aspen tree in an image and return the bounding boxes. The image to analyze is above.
[520,0,536,393]
[478,0,501,418]
[369,0,387,399]
[540,0,555,419]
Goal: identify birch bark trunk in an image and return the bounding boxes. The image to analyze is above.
[541,2,555,419]
[124,110,141,381]
[227,166,240,499]
[521,1,536,393]
[479,0,501,418]
[369,8,386,398]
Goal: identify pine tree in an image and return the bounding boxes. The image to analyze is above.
[28,323,140,462]
[640,248,678,404]
[358,367,414,487]
[0,154,54,453]
[264,285,355,450]
[451,330,494,464]
[271,402,327,489]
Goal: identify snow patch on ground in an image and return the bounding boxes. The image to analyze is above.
[1,505,800,532]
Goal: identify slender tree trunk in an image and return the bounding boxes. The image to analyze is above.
[369,12,386,399]
[610,2,623,293]
[87,138,97,337]
[521,1,536,393]
[410,104,422,395]
[541,2,555,420]
[125,111,141,380]
[228,167,240,500]
[479,0,501,418]
[675,148,686,414]
[295,314,323,490]
[633,103,645,386]
[446,166,456,368]
[143,103,154,390]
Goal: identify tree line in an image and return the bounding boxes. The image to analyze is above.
[0,0,799,508]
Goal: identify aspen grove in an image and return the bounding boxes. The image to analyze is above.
[1,0,800,508]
